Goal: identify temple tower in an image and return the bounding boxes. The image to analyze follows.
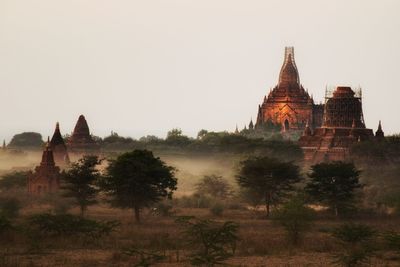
[68,115,99,152]
[256,47,324,132]
[28,142,61,195]
[50,122,70,166]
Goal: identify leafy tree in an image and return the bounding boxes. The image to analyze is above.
[305,161,362,217]
[61,155,102,216]
[8,132,43,149]
[272,195,315,245]
[176,216,239,266]
[195,175,232,199]
[0,197,21,218]
[236,157,301,217]
[101,150,177,222]
[165,128,191,146]
[197,129,208,139]
[332,223,375,267]
[0,171,29,190]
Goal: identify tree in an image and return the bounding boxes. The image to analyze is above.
[195,175,232,199]
[0,171,29,190]
[8,132,43,149]
[61,155,102,216]
[332,223,375,267]
[236,157,301,217]
[272,195,315,245]
[101,150,177,222]
[305,161,362,217]
[176,216,239,266]
[165,128,191,146]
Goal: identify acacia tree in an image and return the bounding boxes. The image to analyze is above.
[236,157,301,217]
[195,175,232,199]
[305,161,362,217]
[61,155,102,216]
[101,150,177,223]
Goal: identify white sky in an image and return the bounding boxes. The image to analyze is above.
[0,0,399,140]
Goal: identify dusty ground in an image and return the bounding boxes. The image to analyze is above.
[2,204,400,266]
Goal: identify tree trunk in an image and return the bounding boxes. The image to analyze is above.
[265,192,271,218]
[334,205,338,217]
[80,205,85,217]
[134,206,141,223]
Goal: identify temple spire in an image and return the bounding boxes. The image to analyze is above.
[278,47,300,86]
[375,120,385,139]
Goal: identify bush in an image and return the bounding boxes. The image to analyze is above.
[178,194,213,208]
[28,213,120,240]
[0,171,29,190]
[332,223,375,267]
[176,216,239,266]
[383,231,400,253]
[153,202,174,217]
[0,215,12,235]
[195,175,232,199]
[0,197,21,218]
[272,196,315,245]
[210,203,224,216]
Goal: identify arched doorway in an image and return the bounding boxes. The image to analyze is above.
[284,119,290,131]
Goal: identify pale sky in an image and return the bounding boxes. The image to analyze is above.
[0,0,399,141]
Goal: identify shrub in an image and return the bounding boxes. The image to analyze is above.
[332,223,375,267]
[0,215,12,235]
[176,216,239,266]
[272,196,315,245]
[210,203,224,216]
[195,175,232,199]
[0,197,21,218]
[28,213,119,240]
[383,231,400,253]
[153,202,174,217]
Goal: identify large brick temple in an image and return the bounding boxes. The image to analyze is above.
[253,47,384,162]
[255,47,324,131]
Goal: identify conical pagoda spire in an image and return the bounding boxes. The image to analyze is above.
[279,47,300,86]
[50,122,65,146]
[68,115,99,152]
[40,138,55,167]
[375,120,384,139]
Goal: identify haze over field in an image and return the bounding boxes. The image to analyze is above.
[0,0,399,140]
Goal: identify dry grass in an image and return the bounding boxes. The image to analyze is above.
[2,204,400,266]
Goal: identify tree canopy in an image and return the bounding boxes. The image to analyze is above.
[61,155,102,216]
[101,150,177,222]
[305,161,362,216]
[8,132,44,149]
[236,156,301,217]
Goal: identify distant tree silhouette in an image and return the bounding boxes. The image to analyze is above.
[61,155,102,216]
[101,150,177,222]
[8,132,43,149]
[305,161,362,217]
[236,157,301,217]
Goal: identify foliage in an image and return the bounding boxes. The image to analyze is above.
[8,132,44,149]
[102,132,141,150]
[383,231,400,252]
[102,150,177,222]
[61,155,102,216]
[0,197,21,218]
[152,201,174,217]
[209,203,224,216]
[195,175,232,199]
[165,128,192,146]
[0,215,13,234]
[176,216,239,266]
[272,196,315,245]
[178,194,213,209]
[305,161,362,217]
[0,171,29,190]
[28,213,119,240]
[332,223,375,267]
[236,156,301,217]
[123,247,166,267]
[351,135,400,164]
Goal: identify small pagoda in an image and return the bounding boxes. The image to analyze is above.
[28,141,61,195]
[68,115,99,152]
[50,122,70,166]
